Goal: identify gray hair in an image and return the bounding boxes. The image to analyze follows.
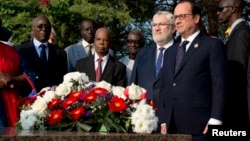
[152,11,174,25]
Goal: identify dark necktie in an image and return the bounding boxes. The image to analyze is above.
[96,58,103,82]
[155,48,165,77]
[175,41,189,73]
[40,44,48,66]
[88,44,93,56]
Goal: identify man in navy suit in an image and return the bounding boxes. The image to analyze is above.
[17,15,68,92]
[75,27,126,87]
[217,0,250,126]
[130,11,176,115]
[159,1,227,141]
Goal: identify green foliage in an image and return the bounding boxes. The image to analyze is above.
[0,0,133,51]
[1,0,250,57]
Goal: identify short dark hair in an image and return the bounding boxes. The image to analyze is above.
[177,0,202,16]
[80,19,97,29]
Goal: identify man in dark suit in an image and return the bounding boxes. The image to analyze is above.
[217,0,250,126]
[65,19,114,72]
[159,1,227,141]
[130,11,175,114]
[75,27,126,87]
[17,15,68,93]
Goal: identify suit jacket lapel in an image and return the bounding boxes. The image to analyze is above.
[101,55,115,80]
[174,34,202,76]
[227,22,244,43]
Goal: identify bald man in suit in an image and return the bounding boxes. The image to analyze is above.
[75,27,126,87]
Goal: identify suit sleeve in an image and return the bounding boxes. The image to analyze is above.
[209,39,227,121]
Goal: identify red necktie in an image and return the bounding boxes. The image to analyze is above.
[96,58,103,82]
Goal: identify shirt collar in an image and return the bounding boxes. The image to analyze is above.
[229,18,245,35]
[94,53,109,62]
[181,30,200,44]
[81,39,92,48]
[156,39,174,50]
[33,38,48,48]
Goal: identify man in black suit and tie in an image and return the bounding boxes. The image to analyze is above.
[75,27,126,87]
[130,11,176,117]
[17,15,68,93]
[217,0,250,126]
[159,1,227,141]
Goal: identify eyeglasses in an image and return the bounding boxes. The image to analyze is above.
[216,6,233,12]
[174,14,193,20]
[152,23,173,28]
[32,24,50,30]
[127,40,141,45]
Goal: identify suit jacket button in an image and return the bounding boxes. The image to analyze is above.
[173,83,176,86]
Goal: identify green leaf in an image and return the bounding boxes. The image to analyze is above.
[76,122,92,132]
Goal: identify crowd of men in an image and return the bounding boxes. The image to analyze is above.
[0,0,250,141]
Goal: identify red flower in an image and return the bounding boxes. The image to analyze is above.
[38,90,46,97]
[69,91,84,99]
[89,87,108,95]
[22,96,37,107]
[70,107,85,121]
[108,96,127,112]
[81,93,97,103]
[61,97,77,109]
[147,99,158,110]
[46,109,63,126]
[48,98,61,110]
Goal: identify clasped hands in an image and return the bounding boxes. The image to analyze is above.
[0,72,15,89]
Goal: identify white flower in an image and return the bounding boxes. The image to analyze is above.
[131,100,158,133]
[55,83,71,97]
[31,96,47,116]
[112,86,126,100]
[42,90,55,103]
[63,72,89,89]
[20,110,38,130]
[95,81,112,92]
[126,83,146,100]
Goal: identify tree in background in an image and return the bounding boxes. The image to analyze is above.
[0,0,249,58]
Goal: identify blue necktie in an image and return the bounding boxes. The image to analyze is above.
[40,44,48,66]
[155,48,165,77]
[175,41,189,73]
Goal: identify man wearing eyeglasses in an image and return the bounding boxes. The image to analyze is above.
[158,1,227,141]
[130,11,176,132]
[119,30,145,85]
[16,15,68,92]
[217,0,250,127]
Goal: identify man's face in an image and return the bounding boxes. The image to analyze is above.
[94,28,111,57]
[126,33,143,55]
[32,16,51,43]
[80,21,96,43]
[216,0,233,24]
[152,14,174,45]
[174,2,199,39]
